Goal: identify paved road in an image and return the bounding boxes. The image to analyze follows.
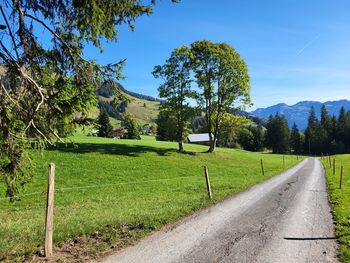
[102,158,338,263]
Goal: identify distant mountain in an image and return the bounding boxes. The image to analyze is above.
[251,100,350,131]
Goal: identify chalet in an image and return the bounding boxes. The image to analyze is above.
[187,133,215,146]
[113,127,126,138]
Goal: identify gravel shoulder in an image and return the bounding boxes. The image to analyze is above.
[100,158,338,263]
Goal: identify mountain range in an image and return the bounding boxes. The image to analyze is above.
[251,100,350,131]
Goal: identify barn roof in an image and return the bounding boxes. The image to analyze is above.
[187,133,213,143]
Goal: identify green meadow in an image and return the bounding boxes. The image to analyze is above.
[0,135,302,261]
[323,155,350,262]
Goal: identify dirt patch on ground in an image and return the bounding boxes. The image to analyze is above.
[2,224,152,263]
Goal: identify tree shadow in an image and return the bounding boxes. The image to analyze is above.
[48,142,177,157]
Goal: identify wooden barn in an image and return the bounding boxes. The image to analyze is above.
[113,127,126,138]
[187,133,215,146]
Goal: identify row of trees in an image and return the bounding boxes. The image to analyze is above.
[305,106,350,155]
[261,106,350,155]
[153,40,250,153]
[157,103,350,155]
[97,110,141,139]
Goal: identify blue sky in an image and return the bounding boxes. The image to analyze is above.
[84,0,350,110]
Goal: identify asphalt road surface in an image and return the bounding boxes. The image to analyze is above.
[102,158,338,263]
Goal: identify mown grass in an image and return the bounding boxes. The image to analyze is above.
[322,155,350,262]
[0,135,302,261]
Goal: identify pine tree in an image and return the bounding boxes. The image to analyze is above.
[304,107,318,155]
[290,123,301,154]
[337,107,347,143]
[265,114,290,154]
[320,105,332,153]
[97,110,113,138]
[122,113,141,140]
[305,106,327,155]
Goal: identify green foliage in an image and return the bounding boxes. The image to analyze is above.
[0,134,303,260]
[153,46,196,152]
[239,124,265,152]
[154,40,251,153]
[217,113,250,149]
[156,107,178,141]
[304,107,325,155]
[265,114,290,154]
[290,123,302,154]
[97,109,113,138]
[0,0,174,198]
[300,106,350,155]
[190,40,251,152]
[322,155,350,262]
[122,113,141,139]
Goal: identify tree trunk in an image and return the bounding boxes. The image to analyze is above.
[178,141,184,153]
[208,139,216,152]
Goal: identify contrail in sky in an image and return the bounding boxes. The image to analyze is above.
[294,35,320,57]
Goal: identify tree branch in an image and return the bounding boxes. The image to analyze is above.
[0,5,20,60]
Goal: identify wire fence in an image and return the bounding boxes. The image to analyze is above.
[0,175,203,201]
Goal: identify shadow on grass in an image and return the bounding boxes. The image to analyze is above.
[48,142,178,157]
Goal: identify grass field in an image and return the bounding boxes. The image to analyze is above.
[126,97,159,124]
[322,155,350,262]
[93,92,160,127]
[0,135,302,261]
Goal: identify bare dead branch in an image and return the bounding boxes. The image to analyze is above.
[0,5,19,59]
[0,80,19,107]
[26,120,53,145]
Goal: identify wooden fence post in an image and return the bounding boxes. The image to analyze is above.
[340,165,344,190]
[260,159,265,176]
[204,166,212,199]
[329,156,332,168]
[45,163,55,258]
[333,159,336,175]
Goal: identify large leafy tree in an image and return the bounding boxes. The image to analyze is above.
[218,113,250,149]
[155,107,178,142]
[190,40,250,152]
[152,46,195,152]
[0,0,176,199]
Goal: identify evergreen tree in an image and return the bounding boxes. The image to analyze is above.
[0,0,178,199]
[122,113,141,140]
[320,105,332,153]
[337,107,347,142]
[304,107,327,155]
[265,114,290,154]
[290,123,302,154]
[336,106,350,152]
[97,110,113,138]
[304,107,318,155]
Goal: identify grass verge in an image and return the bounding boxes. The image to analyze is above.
[0,135,302,262]
[322,155,350,262]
